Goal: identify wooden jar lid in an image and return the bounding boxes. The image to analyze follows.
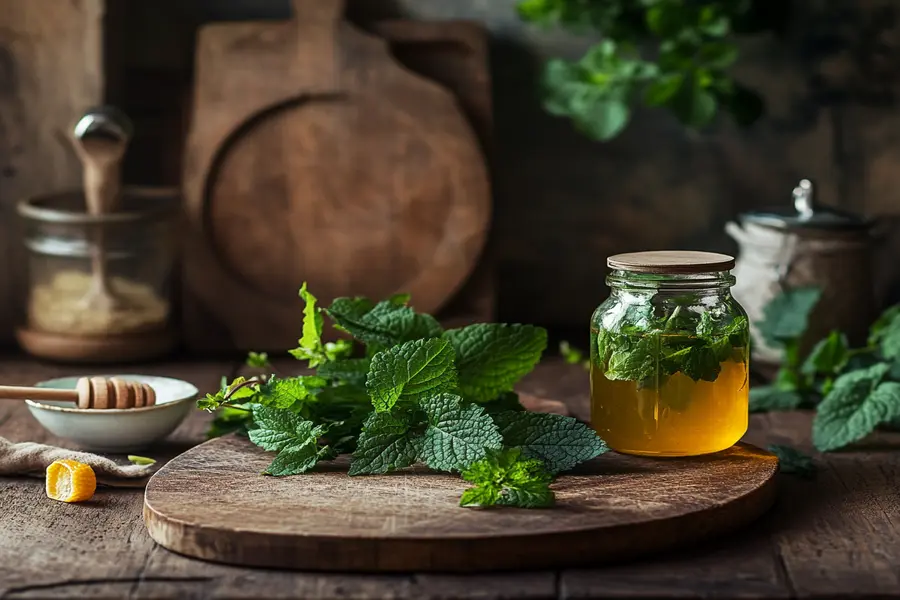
[607,251,735,274]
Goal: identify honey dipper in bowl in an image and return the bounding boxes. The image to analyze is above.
[0,377,155,409]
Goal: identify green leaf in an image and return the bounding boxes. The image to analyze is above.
[758,287,822,346]
[349,411,424,476]
[682,344,722,383]
[317,358,371,386]
[604,333,658,384]
[559,340,585,365]
[248,405,325,452]
[444,324,547,403]
[299,282,323,348]
[802,331,850,377]
[245,352,270,369]
[578,99,630,141]
[768,444,816,479]
[248,405,331,475]
[326,299,443,347]
[459,484,501,508]
[873,306,900,360]
[868,304,900,347]
[127,455,156,466]
[749,386,804,413]
[366,338,457,412]
[644,74,683,107]
[420,393,503,472]
[492,411,607,473]
[500,480,556,508]
[265,444,333,477]
[812,364,898,451]
[288,283,332,367]
[699,42,738,70]
[197,377,259,411]
[669,73,718,128]
[257,375,327,410]
[389,293,411,306]
[459,448,554,509]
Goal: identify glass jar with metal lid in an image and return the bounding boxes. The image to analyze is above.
[16,187,180,362]
[590,251,750,457]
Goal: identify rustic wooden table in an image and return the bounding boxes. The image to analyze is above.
[0,356,898,599]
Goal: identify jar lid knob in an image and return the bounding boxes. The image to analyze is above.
[792,179,815,220]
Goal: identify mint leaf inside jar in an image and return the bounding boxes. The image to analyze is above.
[589,251,750,457]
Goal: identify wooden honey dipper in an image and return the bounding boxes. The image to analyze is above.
[0,377,156,409]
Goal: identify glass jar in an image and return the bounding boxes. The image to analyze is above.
[589,251,750,457]
[16,187,180,362]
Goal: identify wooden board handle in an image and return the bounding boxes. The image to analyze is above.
[291,0,345,26]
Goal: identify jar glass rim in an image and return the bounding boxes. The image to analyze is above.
[607,269,735,291]
[18,187,179,225]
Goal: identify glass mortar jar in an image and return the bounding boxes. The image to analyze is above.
[16,187,180,363]
[589,251,750,457]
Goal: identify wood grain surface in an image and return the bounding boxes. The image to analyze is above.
[0,0,106,347]
[2,358,900,597]
[181,0,490,352]
[143,436,776,572]
[606,251,736,274]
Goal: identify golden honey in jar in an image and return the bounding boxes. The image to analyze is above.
[589,251,750,457]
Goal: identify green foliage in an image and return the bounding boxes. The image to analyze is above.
[366,338,457,412]
[246,352,270,369]
[559,341,590,370]
[755,287,900,453]
[768,444,816,479]
[444,324,547,403]
[594,304,748,392]
[349,411,423,476]
[420,394,504,472]
[757,287,822,347]
[460,448,554,509]
[249,405,333,476]
[517,0,769,140]
[748,386,804,413]
[812,365,900,452]
[492,411,608,474]
[197,282,608,509]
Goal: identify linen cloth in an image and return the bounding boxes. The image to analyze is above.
[0,436,156,487]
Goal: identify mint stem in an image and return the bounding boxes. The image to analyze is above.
[663,306,682,331]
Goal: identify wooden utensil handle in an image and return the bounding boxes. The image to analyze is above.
[0,385,77,403]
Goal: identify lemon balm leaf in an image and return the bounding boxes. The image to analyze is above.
[366,339,457,412]
[444,324,547,403]
[492,411,607,474]
[421,394,503,472]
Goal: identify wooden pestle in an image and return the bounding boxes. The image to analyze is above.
[0,377,156,409]
[71,107,134,312]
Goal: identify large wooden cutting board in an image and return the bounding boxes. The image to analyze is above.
[144,436,778,572]
[182,0,490,352]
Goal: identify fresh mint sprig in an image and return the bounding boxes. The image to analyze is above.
[752,286,900,452]
[200,283,609,508]
[460,448,554,509]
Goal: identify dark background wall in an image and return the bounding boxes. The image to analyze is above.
[111,0,900,336]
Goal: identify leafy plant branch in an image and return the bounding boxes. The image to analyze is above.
[753,287,900,452]
[517,0,781,140]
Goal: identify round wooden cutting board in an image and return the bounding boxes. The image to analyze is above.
[143,436,778,572]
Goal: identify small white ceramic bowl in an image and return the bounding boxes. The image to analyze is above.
[26,374,198,453]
